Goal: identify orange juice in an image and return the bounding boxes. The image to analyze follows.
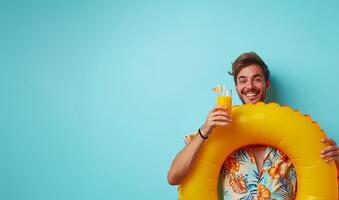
[216,95,232,113]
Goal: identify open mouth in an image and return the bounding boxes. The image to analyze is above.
[243,91,260,100]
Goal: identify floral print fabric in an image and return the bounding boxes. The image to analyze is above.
[220,146,297,200]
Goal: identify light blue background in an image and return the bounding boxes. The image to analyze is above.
[1,0,338,199]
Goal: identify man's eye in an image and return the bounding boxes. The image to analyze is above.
[255,78,263,82]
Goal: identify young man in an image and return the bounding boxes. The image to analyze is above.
[167,52,339,199]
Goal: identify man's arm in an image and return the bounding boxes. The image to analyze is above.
[167,106,231,185]
[167,133,205,185]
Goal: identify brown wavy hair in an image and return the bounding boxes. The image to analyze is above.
[228,52,270,85]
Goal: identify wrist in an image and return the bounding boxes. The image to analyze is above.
[200,125,210,137]
[198,128,208,140]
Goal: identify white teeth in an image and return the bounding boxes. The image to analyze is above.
[245,93,256,97]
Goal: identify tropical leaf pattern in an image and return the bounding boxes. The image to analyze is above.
[221,146,297,200]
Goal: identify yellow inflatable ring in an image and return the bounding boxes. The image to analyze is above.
[179,102,338,200]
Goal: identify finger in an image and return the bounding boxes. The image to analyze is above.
[212,121,229,126]
[208,108,221,118]
[321,146,338,155]
[211,111,230,117]
[322,151,337,160]
[209,106,219,114]
[212,116,232,122]
[211,105,227,112]
[324,156,338,163]
[322,149,339,159]
[214,105,230,112]
[321,137,336,145]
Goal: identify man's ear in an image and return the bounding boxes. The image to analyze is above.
[266,79,271,90]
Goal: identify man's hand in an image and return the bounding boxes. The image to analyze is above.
[321,137,339,167]
[200,105,232,138]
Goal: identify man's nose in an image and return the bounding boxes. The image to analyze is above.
[246,80,254,89]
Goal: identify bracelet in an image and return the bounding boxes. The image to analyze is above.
[198,128,208,140]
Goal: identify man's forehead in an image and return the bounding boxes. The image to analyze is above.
[237,73,264,79]
[237,65,265,79]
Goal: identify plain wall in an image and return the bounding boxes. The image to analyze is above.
[1,0,338,199]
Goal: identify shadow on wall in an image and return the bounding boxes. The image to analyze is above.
[265,76,281,104]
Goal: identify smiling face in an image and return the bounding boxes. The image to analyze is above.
[235,64,270,104]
